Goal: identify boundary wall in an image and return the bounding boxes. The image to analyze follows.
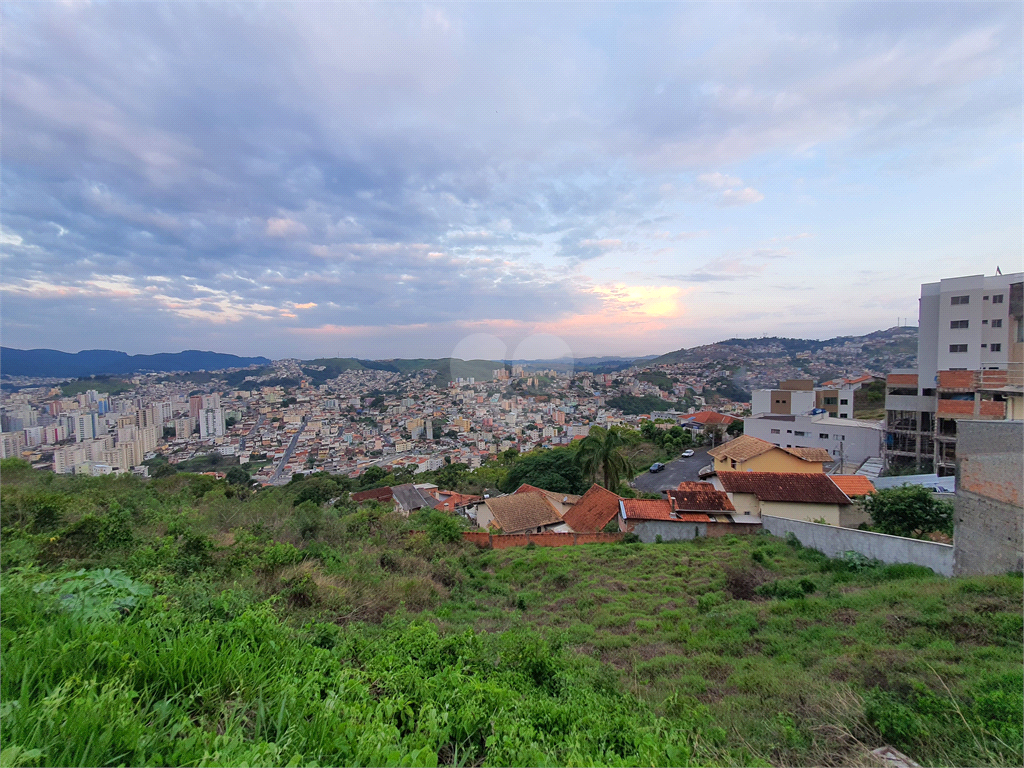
[761,515,953,577]
[463,531,623,549]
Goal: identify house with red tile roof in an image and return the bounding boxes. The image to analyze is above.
[561,484,622,533]
[618,497,709,542]
[478,492,570,534]
[514,483,582,515]
[715,471,852,525]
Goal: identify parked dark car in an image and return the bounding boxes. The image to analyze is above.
[649,462,665,473]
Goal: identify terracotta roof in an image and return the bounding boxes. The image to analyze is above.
[674,512,712,523]
[669,482,736,512]
[562,484,623,532]
[620,498,674,520]
[684,411,737,425]
[718,472,852,505]
[829,475,876,497]
[485,492,563,533]
[708,435,777,462]
[351,486,394,504]
[783,446,834,463]
[433,491,481,511]
[514,484,582,505]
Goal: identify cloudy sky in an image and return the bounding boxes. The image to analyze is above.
[1,2,1021,361]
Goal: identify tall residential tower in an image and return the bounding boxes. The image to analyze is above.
[885,272,1023,475]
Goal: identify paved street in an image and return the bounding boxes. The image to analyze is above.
[269,420,305,485]
[630,447,713,494]
[238,414,264,454]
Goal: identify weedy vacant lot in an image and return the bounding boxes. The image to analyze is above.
[1,461,1020,767]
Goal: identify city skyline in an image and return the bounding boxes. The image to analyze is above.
[1,2,1021,360]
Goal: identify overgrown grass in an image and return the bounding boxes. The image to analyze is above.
[1,458,1021,767]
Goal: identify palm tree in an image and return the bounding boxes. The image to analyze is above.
[575,426,634,491]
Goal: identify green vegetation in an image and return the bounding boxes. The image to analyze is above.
[854,380,886,420]
[637,372,674,391]
[864,486,954,538]
[1,457,1020,767]
[59,376,134,396]
[606,393,675,415]
[576,426,634,490]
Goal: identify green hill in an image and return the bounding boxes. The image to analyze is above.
[1,458,1020,767]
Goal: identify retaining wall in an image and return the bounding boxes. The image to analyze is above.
[761,515,953,577]
[630,520,705,544]
[463,531,624,549]
[953,420,1024,576]
[705,522,762,538]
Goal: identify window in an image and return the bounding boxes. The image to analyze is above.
[983,319,989,325]
[794,430,806,436]
[786,429,792,434]
[730,460,737,469]
[770,428,780,434]
[823,397,837,405]
[950,320,969,329]
[819,433,829,439]
[840,399,848,405]
[950,344,968,353]
[951,295,970,305]
[839,413,848,418]
[991,343,1002,352]
[981,344,987,348]
[992,294,1004,304]
[992,319,1002,328]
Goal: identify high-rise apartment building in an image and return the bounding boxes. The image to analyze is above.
[885,272,1023,475]
[199,408,225,439]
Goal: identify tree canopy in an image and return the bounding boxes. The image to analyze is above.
[864,485,954,538]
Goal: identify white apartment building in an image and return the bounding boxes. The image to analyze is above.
[75,412,97,442]
[743,413,884,467]
[885,271,1023,475]
[751,378,857,419]
[199,408,225,439]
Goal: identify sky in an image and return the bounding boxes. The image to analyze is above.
[1,1,1021,363]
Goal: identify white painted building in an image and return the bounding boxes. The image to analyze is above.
[743,413,884,466]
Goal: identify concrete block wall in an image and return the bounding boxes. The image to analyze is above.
[761,515,954,577]
[631,520,705,544]
[953,420,1024,576]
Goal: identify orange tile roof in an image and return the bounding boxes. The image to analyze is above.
[620,498,674,521]
[514,484,582,505]
[352,486,394,504]
[669,482,736,512]
[708,435,778,462]
[485,492,563,533]
[829,475,876,497]
[685,411,737,425]
[783,446,833,463]
[718,472,852,505]
[562,484,623,533]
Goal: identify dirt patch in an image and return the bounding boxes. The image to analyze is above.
[832,608,858,626]
[883,614,908,642]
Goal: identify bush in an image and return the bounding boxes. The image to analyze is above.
[426,510,462,544]
[865,485,954,537]
[619,532,641,545]
[755,580,809,600]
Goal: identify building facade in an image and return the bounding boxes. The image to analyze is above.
[885,273,1023,475]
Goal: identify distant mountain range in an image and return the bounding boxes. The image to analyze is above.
[0,348,271,379]
[647,326,918,367]
[2,327,917,382]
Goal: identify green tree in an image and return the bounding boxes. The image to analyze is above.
[575,426,634,491]
[499,449,585,495]
[864,485,954,538]
[226,466,250,486]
